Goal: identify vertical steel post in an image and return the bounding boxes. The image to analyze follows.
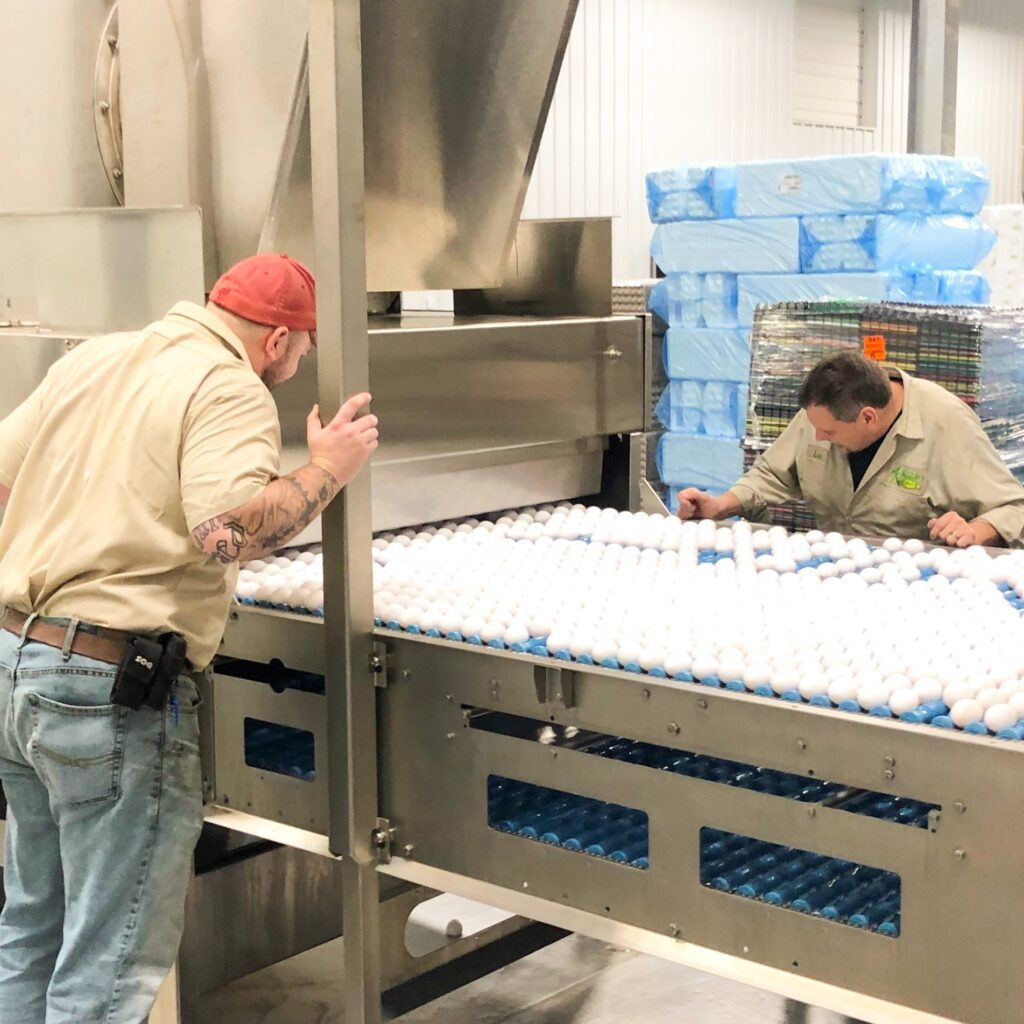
[307,2,381,1022]
[908,0,961,155]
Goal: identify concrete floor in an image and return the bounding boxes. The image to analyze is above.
[195,932,862,1024]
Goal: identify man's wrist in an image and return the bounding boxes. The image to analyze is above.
[308,458,342,492]
[970,517,1002,547]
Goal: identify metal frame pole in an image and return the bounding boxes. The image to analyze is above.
[907,0,961,155]
[307,3,381,1023]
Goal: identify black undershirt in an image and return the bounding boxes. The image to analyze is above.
[848,413,900,490]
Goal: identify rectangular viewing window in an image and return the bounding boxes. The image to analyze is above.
[469,709,938,829]
[488,776,649,870]
[701,827,900,936]
[243,719,316,781]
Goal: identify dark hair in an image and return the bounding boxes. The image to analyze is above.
[798,351,892,422]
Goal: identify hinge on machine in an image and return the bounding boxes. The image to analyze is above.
[371,817,394,863]
[369,640,391,688]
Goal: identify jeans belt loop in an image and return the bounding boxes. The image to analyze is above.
[61,618,81,662]
[16,612,38,650]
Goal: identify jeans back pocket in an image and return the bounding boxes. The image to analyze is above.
[27,693,129,807]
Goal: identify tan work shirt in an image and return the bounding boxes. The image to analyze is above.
[0,302,281,668]
[733,370,1024,545]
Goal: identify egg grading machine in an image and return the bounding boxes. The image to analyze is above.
[200,8,1024,1024]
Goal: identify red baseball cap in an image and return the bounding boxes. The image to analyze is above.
[209,253,316,331]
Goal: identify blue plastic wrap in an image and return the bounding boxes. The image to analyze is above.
[735,154,990,218]
[656,434,744,491]
[663,327,751,382]
[656,380,748,439]
[800,213,996,273]
[651,218,801,274]
[737,269,992,326]
[645,163,737,222]
[648,274,739,328]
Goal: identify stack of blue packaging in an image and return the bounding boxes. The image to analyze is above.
[647,153,995,505]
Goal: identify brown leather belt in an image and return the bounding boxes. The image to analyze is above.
[2,608,133,666]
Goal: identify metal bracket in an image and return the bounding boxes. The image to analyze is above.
[370,816,395,863]
[534,664,575,709]
[639,477,671,517]
[370,640,391,689]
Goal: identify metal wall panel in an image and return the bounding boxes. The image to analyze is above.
[525,0,1022,278]
[957,0,1024,204]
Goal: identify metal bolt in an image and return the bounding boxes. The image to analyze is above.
[884,769,895,782]
[796,738,807,751]
[742,945,750,954]
[99,100,110,115]
[522,881,529,889]
[954,849,966,861]
[807,807,816,818]
[445,694,454,703]
[445,731,455,741]
[402,843,415,857]
[884,756,896,768]
[641,688,651,699]
[112,166,123,180]
[371,829,388,848]
[697,699,708,710]
[369,654,383,672]
[107,34,118,48]
[668,923,681,938]
[954,801,967,814]
[667,722,681,735]
[402,669,411,680]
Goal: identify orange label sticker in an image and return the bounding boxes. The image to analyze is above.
[863,335,887,360]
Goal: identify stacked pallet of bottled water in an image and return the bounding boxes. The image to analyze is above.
[647,154,995,512]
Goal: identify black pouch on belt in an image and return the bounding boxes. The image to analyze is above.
[111,633,189,710]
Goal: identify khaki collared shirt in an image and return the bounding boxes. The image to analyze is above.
[733,370,1024,545]
[0,302,281,668]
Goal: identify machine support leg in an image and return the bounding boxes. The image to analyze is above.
[308,0,379,1021]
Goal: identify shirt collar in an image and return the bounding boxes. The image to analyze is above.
[164,301,253,368]
[890,369,925,441]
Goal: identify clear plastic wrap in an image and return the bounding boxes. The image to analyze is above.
[800,213,996,273]
[656,434,744,491]
[645,163,737,222]
[651,217,801,275]
[662,327,751,382]
[655,380,749,439]
[648,274,738,328]
[737,270,990,327]
[735,154,990,218]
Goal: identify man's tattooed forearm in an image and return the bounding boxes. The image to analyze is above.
[192,466,341,564]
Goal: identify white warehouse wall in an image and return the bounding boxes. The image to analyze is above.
[523,0,1024,280]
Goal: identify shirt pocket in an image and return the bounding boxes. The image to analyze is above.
[26,692,129,807]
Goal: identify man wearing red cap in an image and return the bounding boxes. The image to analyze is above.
[0,253,377,1024]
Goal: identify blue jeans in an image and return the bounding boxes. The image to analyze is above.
[0,623,204,1024]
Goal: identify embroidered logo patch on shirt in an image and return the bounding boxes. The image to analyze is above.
[807,445,827,463]
[890,466,923,491]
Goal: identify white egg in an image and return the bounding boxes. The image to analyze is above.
[913,677,944,702]
[985,703,1018,733]
[857,682,889,711]
[692,654,718,681]
[975,687,1004,710]
[828,677,858,704]
[950,698,984,727]
[888,688,920,716]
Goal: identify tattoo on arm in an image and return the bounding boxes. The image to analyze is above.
[191,464,340,564]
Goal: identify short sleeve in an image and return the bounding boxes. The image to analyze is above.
[180,367,282,531]
[0,382,46,488]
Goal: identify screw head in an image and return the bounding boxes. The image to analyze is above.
[667,722,681,735]
[641,688,651,699]
[796,738,807,751]
[954,849,966,860]
[954,801,967,814]
[807,807,816,817]
[697,699,708,710]
[884,769,896,781]
[668,923,681,938]
[99,100,110,114]
[402,843,415,857]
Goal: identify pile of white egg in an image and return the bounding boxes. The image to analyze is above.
[235,548,323,613]
[236,505,1024,737]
